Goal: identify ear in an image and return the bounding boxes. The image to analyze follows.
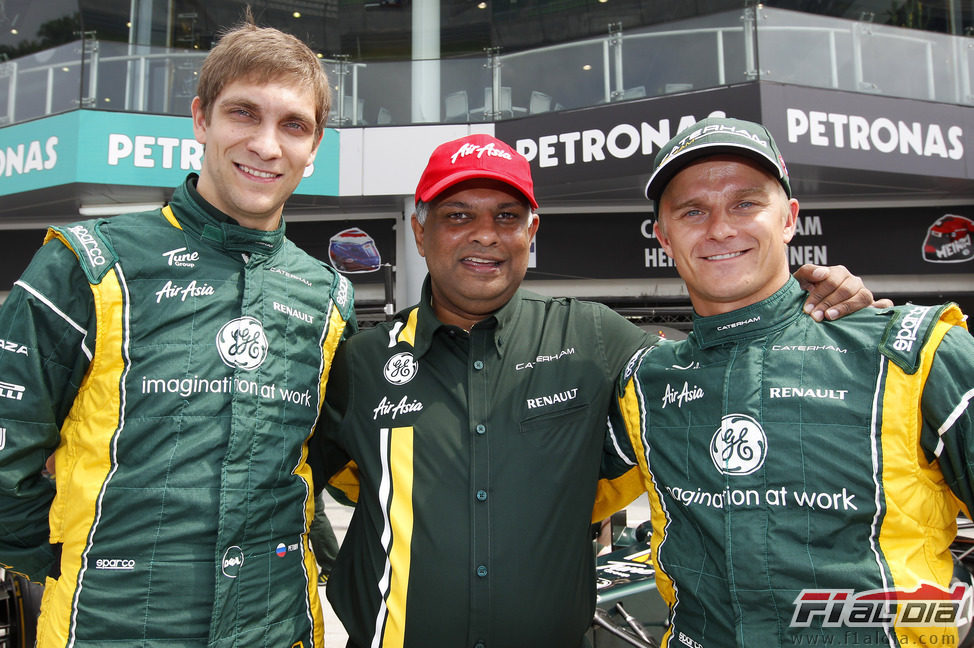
[527,213,540,239]
[411,214,426,258]
[307,131,323,167]
[191,96,207,145]
[781,198,799,245]
[653,220,674,258]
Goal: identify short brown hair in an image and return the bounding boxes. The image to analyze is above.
[195,9,331,140]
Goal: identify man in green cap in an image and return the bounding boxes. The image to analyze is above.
[605,116,974,647]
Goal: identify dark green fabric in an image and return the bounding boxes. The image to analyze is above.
[606,278,974,648]
[0,176,356,647]
[317,277,654,648]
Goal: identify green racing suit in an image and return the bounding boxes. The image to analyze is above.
[0,176,355,648]
[605,278,974,648]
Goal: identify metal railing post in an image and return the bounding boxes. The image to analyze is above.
[608,22,623,100]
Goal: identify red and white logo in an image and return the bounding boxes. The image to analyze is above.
[923,214,974,263]
[791,583,972,628]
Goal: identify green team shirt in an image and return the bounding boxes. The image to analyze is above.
[606,278,974,648]
[316,277,654,648]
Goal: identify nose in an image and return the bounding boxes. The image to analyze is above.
[248,123,282,160]
[469,213,500,246]
[706,210,736,240]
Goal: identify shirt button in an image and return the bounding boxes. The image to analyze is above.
[477,565,488,577]
[474,643,485,648]
[476,490,487,501]
[473,360,484,370]
[475,424,486,435]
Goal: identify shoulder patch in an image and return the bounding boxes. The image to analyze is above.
[46,219,118,284]
[880,303,953,374]
[618,346,654,396]
[329,271,354,321]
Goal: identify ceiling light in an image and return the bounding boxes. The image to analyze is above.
[582,64,592,71]
[293,11,302,18]
[477,2,487,8]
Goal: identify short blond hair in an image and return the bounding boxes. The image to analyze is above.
[195,9,330,140]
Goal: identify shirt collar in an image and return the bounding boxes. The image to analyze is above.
[167,174,286,256]
[691,277,806,348]
[405,275,523,358]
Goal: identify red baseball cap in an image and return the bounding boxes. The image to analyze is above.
[415,134,538,209]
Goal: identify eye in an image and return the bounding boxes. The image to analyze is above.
[496,211,520,221]
[284,120,310,132]
[674,208,704,221]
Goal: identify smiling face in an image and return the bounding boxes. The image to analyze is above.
[654,154,798,316]
[191,77,321,231]
[412,178,539,330]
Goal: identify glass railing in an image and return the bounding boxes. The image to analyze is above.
[0,7,970,129]
[756,8,973,104]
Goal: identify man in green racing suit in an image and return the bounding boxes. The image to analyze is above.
[0,16,355,648]
[605,117,974,647]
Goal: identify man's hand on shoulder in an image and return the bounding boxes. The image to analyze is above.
[794,264,894,322]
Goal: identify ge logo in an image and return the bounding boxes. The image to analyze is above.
[216,317,268,371]
[710,413,767,476]
[221,546,245,578]
[383,352,418,385]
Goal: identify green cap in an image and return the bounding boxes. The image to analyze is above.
[645,117,792,206]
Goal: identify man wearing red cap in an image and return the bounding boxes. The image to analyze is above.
[314,133,882,648]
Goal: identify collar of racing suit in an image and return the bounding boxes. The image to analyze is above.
[166,173,287,257]
[690,277,806,349]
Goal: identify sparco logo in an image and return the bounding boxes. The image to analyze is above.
[68,225,107,267]
[95,558,135,570]
[162,247,199,268]
[333,275,351,310]
[383,352,418,385]
[791,583,970,629]
[892,305,932,353]
[451,141,513,164]
[221,546,245,578]
[710,413,767,476]
[216,317,269,371]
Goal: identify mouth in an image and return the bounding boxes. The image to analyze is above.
[461,256,503,271]
[236,163,281,180]
[703,250,747,261]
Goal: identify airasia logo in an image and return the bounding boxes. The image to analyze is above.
[216,317,268,371]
